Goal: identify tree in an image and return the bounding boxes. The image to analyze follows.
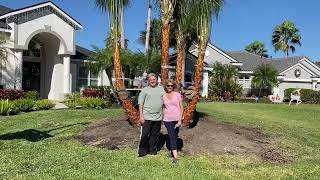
[157,0,176,82]
[96,0,129,49]
[245,41,269,58]
[252,64,278,97]
[95,0,139,124]
[145,0,153,53]
[183,0,224,126]
[208,62,242,101]
[0,32,10,88]
[272,20,302,58]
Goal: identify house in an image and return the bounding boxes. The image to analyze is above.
[0,1,109,101]
[169,43,320,99]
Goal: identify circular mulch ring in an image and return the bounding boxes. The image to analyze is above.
[76,118,290,163]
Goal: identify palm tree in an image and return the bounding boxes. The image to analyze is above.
[0,32,9,88]
[272,20,302,58]
[145,0,153,53]
[173,0,191,84]
[245,41,269,58]
[252,64,278,97]
[95,0,139,124]
[183,0,224,125]
[157,0,176,82]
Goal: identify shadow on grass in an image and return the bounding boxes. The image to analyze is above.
[0,122,89,142]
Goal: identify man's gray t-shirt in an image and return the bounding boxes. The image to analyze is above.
[138,86,165,121]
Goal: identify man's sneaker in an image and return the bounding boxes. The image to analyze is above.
[138,153,147,158]
[172,158,178,164]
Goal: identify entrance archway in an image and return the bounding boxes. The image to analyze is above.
[22,32,66,100]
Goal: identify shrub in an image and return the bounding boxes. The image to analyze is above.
[65,100,83,109]
[65,92,81,101]
[34,100,55,110]
[82,88,104,98]
[82,97,109,109]
[83,86,115,103]
[0,89,24,100]
[0,100,20,115]
[24,91,40,100]
[13,99,35,112]
[284,88,320,104]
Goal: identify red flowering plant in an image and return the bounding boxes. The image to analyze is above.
[0,89,25,100]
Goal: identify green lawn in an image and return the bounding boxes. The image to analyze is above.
[0,103,319,179]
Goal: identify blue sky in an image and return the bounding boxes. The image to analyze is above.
[1,0,320,61]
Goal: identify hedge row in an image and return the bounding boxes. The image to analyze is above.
[284,88,320,104]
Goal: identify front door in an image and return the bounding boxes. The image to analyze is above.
[22,62,40,92]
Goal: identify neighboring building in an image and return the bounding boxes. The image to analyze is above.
[0,2,109,101]
[169,43,320,98]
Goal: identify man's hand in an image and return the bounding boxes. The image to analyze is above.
[139,116,145,125]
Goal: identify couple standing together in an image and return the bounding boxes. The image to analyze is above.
[138,73,183,163]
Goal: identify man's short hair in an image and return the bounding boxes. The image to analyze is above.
[147,73,157,80]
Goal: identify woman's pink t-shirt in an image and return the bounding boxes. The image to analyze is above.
[163,92,182,122]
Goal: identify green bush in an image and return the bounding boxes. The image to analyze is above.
[0,100,20,115]
[13,99,35,112]
[34,100,55,110]
[24,91,40,100]
[65,100,83,109]
[65,92,81,101]
[82,97,109,109]
[284,88,320,104]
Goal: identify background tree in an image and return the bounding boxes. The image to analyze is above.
[208,62,242,101]
[95,0,139,124]
[252,64,278,97]
[245,41,269,58]
[272,20,302,58]
[157,0,176,82]
[145,0,153,53]
[183,0,224,125]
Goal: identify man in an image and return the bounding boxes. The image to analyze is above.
[138,73,165,157]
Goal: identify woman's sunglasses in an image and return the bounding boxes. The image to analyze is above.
[166,84,173,87]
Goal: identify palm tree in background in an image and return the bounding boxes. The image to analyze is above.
[272,20,302,58]
[183,0,224,126]
[252,64,278,97]
[95,0,139,124]
[145,0,153,53]
[157,0,176,82]
[245,41,269,58]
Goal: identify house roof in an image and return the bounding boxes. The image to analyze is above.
[76,45,94,56]
[0,5,12,29]
[227,51,306,72]
[316,62,320,68]
[0,1,82,30]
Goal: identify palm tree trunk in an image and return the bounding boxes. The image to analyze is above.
[145,0,152,53]
[113,43,139,125]
[120,9,126,49]
[175,31,185,84]
[183,42,206,126]
[161,23,170,82]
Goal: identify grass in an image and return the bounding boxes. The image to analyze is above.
[0,103,319,179]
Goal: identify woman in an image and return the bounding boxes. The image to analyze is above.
[163,79,184,163]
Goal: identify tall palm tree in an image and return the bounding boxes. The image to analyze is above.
[145,0,152,53]
[157,0,176,82]
[183,0,224,125]
[272,20,302,58]
[173,0,190,84]
[120,0,130,49]
[0,32,9,88]
[252,64,278,97]
[245,41,269,58]
[95,0,139,124]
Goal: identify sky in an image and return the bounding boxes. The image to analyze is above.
[1,0,320,61]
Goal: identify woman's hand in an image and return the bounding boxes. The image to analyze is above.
[139,116,145,125]
[175,121,181,128]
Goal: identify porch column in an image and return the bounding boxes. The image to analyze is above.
[14,50,23,90]
[63,56,71,94]
[202,71,209,97]
[312,79,317,90]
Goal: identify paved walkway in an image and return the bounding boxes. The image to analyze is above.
[53,102,68,110]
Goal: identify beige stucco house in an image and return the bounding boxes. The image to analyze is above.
[0,2,109,101]
[169,43,320,99]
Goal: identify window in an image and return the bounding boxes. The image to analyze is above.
[76,64,99,90]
